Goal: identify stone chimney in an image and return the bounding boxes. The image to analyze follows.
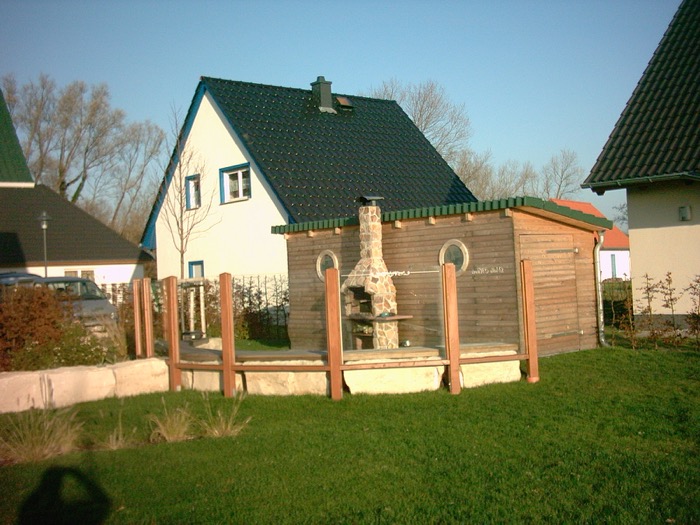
[341,197,399,349]
[311,76,336,113]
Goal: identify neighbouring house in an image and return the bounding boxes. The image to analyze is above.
[141,76,476,280]
[0,88,151,286]
[582,0,699,318]
[551,199,630,281]
[273,197,611,356]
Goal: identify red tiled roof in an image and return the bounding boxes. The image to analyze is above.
[551,199,629,250]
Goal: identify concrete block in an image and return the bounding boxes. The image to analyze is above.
[44,366,116,408]
[0,371,45,412]
[244,361,327,395]
[344,361,442,394]
[460,351,522,388]
[112,358,169,398]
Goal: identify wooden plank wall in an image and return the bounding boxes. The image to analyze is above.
[286,210,521,350]
[512,211,598,354]
[285,208,598,355]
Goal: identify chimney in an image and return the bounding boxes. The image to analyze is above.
[341,196,399,349]
[311,76,336,113]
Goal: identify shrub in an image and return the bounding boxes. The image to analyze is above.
[148,397,194,443]
[0,285,126,371]
[10,322,122,371]
[0,286,66,370]
[198,392,251,438]
[0,407,83,464]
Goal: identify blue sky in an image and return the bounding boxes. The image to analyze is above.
[0,0,682,220]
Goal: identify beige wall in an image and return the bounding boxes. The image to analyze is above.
[627,181,700,314]
[155,92,289,279]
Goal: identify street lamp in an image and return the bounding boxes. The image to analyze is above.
[37,211,51,278]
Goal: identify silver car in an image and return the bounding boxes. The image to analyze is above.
[41,277,119,331]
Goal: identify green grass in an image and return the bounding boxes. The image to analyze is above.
[1,347,698,524]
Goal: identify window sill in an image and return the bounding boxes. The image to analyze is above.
[220,196,250,205]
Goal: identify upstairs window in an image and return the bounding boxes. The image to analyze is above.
[220,164,251,204]
[185,174,201,210]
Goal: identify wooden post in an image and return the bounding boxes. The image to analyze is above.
[164,276,181,391]
[142,277,154,358]
[442,263,461,395]
[325,267,343,400]
[520,260,540,383]
[132,279,143,358]
[220,272,236,397]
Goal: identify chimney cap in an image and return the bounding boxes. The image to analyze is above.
[357,195,384,206]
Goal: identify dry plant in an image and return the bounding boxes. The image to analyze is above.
[98,403,137,451]
[198,392,252,439]
[0,407,82,464]
[148,397,193,443]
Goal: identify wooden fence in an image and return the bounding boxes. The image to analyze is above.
[132,262,539,400]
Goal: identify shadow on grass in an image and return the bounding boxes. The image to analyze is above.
[17,466,111,525]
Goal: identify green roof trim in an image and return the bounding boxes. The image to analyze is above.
[271,196,612,234]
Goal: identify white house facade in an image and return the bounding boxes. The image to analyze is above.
[627,181,700,313]
[142,76,476,282]
[153,92,288,279]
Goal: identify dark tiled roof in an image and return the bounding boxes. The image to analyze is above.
[200,76,476,222]
[0,88,33,185]
[271,196,612,234]
[583,0,700,192]
[0,185,151,267]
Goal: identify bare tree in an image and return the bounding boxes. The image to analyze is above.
[158,109,218,278]
[455,149,537,200]
[533,149,583,199]
[613,202,628,227]
[3,74,166,244]
[2,74,58,186]
[368,78,471,165]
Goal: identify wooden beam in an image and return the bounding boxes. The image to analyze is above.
[442,263,462,394]
[325,267,343,400]
[142,277,154,358]
[132,279,143,358]
[163,276,181,391]
[220,272,236,397]
[520,259,540,383]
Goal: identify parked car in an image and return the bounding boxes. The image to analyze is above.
[40,277,119,332]
[0,272,42,287]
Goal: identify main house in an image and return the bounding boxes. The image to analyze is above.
[141,76,476,279]
[0,88,151,286]
[582,0,699,318]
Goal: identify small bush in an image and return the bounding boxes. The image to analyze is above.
[198,392,251,438]
[0,286,66,370]
[10,322,121,371]
[148,397,194,443]
[98,404,137,451]
[0,407,83,464]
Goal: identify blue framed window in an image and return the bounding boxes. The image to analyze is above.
[188,260,204,279]
[185,174,201,210]
[219,163,251,204]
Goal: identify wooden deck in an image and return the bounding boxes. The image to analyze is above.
[180,341,519,363]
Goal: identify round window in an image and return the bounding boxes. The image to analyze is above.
[439,239,469,274]
[316,250,339,281]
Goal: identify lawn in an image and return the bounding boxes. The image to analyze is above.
[1,346,698,524]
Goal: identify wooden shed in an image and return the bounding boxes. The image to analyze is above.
[273,197,612,357]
